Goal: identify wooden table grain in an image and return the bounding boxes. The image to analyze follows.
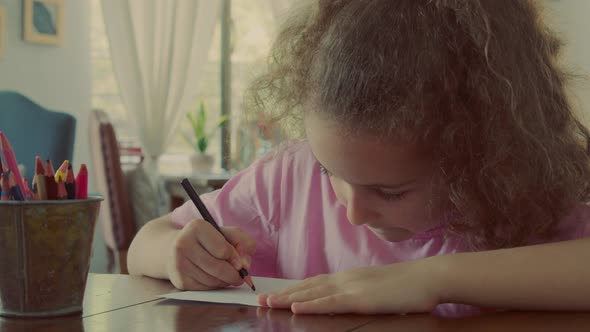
[1,273,589,332]
[357,311,590,332]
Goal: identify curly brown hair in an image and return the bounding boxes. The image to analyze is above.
[245,0,590,250]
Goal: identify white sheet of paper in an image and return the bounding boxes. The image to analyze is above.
[159,277,300,307]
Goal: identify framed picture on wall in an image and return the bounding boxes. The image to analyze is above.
[0,6,5,59]
[23,0,64,46]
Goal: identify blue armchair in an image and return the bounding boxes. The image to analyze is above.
[0,91,76,180]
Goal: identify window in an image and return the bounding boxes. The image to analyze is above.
[90,0,133,145]
[90,0,277,172]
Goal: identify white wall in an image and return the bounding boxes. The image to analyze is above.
[543,0,590,124]
[0,0,91,172]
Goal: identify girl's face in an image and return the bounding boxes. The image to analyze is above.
[305,113,440,242]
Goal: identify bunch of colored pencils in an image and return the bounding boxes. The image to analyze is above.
[0,131,88,201]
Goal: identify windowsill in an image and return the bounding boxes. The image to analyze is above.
[157,153,228,176]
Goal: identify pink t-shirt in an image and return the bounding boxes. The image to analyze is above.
[171,141,590,280]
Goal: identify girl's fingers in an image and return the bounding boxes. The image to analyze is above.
[190,242,243,285]
[291,294,354,314]
[223,226,257,256]
[257,293,270,306]
[194,222,243,269]
[172,246,230,289]
[182,258,230,288]
[241,255,252,269]
[266,285,335,308]
[180,220,244,285]
[250,288,356,315]
[277,275,324,294]
[265,275,329,300]
[172,272,214,291]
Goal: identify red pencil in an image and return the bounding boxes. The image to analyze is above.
[75,164,88,199]
[0,132,27,197]
[35,156,45,175]
[45,159,55,177]
[45,159,58,200]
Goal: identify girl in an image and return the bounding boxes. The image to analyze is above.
[128,0,590,315]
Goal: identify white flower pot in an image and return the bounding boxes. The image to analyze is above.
[189,153,215,173]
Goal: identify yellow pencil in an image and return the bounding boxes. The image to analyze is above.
[54,160,69,182]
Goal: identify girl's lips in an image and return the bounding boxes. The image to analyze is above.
[367,226,414,242]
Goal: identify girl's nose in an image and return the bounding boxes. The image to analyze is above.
[345,188,376,226]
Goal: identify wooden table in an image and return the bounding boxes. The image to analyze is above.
[1,274,589,331]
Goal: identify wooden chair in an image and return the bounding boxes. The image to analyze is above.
[88,109,136,274]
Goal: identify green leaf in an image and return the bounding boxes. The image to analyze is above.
[217,115,229,127]
[185,100,225,153]
[182,132,199,152]
[204,115,229,140]
[198,136,208,153]
[186,112,201,138]
[197,102,207,134]
[191,111,206,139]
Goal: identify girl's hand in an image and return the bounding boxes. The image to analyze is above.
[166,219,256,290]
[259,258,443,314]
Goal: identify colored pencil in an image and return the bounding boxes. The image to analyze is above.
[0,132,27,198]
[34,157,47,200]
[56,178,68,200]
[45,159,55,176]
[9,171,24,201]
[35,156,45,175]
[55,160,69,182]
[0,172,9,201]
[75,164,88,199]
[45,159,58,200]
[31,175,39,200]
[65,164,76,199]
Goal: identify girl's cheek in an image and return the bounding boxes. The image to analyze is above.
[329,178,347,206]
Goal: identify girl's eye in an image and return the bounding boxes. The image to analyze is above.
[319,163,409,201]
[319,165,332,176]
[375,190,408,201]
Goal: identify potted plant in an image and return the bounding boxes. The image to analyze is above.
[183,101,228,172]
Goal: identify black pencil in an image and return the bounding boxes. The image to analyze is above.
[180,178,256,291]
[65,164,76,199]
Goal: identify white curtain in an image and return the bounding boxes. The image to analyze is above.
[100,0,221,164]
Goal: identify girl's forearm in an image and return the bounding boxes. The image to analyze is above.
[127,214,179,279]
[434,237,590,310]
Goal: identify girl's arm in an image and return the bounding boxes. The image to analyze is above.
[127,214,179,279]
[261,238,590,314]
[439,237,590,310]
